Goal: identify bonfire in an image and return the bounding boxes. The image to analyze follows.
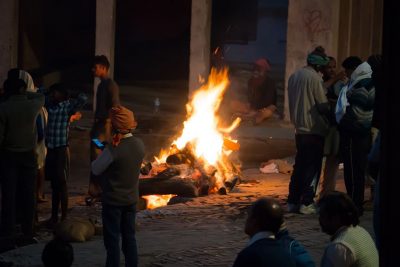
[140,68,242,208]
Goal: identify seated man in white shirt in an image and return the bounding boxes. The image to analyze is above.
[319,191,379,267]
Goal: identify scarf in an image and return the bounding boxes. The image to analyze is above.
[110,105,137,146]
[335,62,372,123]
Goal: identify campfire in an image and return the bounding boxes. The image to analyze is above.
[139,68,242,209]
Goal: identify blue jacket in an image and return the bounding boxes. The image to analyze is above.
[276,229,316,267]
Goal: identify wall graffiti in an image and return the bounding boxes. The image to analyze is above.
[303,9,330,42]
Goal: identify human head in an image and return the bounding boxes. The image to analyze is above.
[92,55,110,79]
[306,46,330,72]
[109,105,137,134]
[245,197,284,237]
[253,58,271,77]
[318,191,360,236]
[49,83,68,103]
[321,56,337,80]
[3,68,27,95]
[342,56,362,79]
[42,238,74,267]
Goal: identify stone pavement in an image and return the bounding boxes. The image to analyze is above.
[0,169,374,267]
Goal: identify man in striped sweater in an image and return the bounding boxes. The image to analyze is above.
[336,59,375,216]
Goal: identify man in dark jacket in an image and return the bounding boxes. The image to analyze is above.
[232,198,296,267]
[336,60,375,215]
[91,105,144,267]
[0,69,45,247]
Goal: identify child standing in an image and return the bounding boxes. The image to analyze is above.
[45,83,87,226]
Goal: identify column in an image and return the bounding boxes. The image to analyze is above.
[94,0,116,110]
[0,0,19,85]
[283,0,340,121]
[188,0,212,97]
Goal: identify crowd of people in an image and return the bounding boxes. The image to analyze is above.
[0,48,382,267]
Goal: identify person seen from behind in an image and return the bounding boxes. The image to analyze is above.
[319,191,378,267]
[232,197,296,267]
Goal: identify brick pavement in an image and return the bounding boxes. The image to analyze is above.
[0,169,374,267]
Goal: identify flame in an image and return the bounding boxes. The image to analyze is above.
[143,194,176,209]
[153,68,240,190]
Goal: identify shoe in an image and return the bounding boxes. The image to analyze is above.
[287,203,300,213]
[299,204,318,215]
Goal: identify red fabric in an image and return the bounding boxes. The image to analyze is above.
[255,58,271,73]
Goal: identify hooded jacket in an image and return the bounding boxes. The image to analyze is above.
[338,62,375,136]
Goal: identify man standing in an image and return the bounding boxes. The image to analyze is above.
[336,60,374,216]
[92,106,144,267]
[0,69,45,247]
[232,198,296,267]
[88,55,120,203]
[319,192,378,267]
[287,46,330,214]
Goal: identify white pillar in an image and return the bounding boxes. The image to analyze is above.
[94,0,116,111]
[188,0,212,97]
[0,0,19,85]
[283,0,340,121]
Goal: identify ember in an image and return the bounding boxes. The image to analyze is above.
[143,194,176,209]
[140,68,241,208]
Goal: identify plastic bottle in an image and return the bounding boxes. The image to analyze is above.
[154,97,160,114]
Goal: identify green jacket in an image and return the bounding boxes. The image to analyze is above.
[0,92,45,152]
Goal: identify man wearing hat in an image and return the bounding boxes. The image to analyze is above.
[287,46,331,215]
[91,105,144,267]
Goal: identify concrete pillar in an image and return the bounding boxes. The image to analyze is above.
[188,0,212,97]
[283,0,340,121]
[94,0,116,111]
[0,0,19,85]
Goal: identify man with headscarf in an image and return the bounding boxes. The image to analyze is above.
[287,46,330,214]
[91,105,144,267]
[0,68,45,248]
[247,58,277,124]
[336,61,375,216]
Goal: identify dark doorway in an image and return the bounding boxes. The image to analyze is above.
[115,0,191,82]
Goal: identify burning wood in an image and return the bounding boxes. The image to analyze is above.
[139,68,242,209]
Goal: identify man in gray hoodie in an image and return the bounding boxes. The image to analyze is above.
[287,46,330,215]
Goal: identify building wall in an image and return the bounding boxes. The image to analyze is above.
[283,0,340,121]
[0,0,19,85]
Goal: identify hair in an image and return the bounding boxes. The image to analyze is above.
[49,83,68,99]
[93,55,110,69]
[311,46,327,58]
[328,56,336,61]
[318,191,360,226]
[3,68,26,95]
[42,238,74,267]
[342,56,362,70]
[250,198,284,234]
[367,54,382,73]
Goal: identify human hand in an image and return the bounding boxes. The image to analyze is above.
[335,71,347,81]
[70,112,82,122]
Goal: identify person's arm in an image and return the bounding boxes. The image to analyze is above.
[320,243,355,267]
[108,81,120,107]
[323,71,346,90]
[314,79,330,115]
[66,93,88,115]
[91,147,114,175]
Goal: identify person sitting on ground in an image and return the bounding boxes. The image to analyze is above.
[91,105,145,267]
[276,222,316,267]
[318,191,378,267]
[42,238,74,267]
[232,197,296,267]
[230,58,277,124]
[45,83,87,227]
